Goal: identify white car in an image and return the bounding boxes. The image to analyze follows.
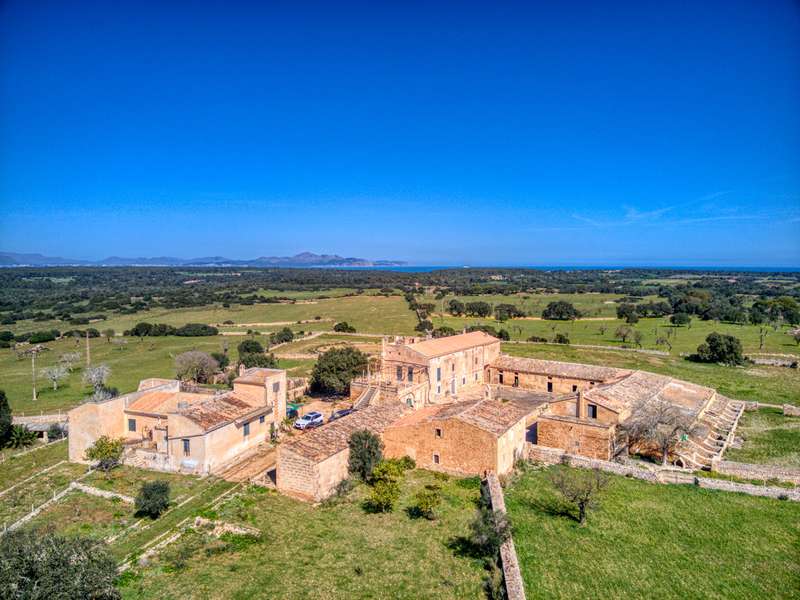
[294,411,324,430]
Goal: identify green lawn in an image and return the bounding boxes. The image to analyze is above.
[725,408,800,467]
[505,466,800,599]
[501,342,800,406]
[119,470,487,599]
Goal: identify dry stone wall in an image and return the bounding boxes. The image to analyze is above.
[484,473,526,600]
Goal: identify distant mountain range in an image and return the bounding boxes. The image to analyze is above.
[0,251,406,268]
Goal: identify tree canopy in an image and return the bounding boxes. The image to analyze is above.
[310,347,368,395]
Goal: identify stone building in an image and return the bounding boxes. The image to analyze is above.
[68,367,287,475]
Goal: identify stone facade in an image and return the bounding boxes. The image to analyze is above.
[536,415,615,460]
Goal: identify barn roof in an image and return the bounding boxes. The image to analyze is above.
[387,397,530,437]
[177,393,260,431]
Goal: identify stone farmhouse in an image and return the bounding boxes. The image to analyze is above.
[277,331,742,501]
[69,367,287,475]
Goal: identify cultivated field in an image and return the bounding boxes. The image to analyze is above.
[505,466,800,599]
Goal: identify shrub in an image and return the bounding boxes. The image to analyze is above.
[47,422,66,441]
[175,323,218,337]
[240,352,278,369]
[310,347,368,395]
[691,332,745,366]
[135,481,171,518]
[413,484,442,519]
[415,320,433,332]
[348,430,383,481]
[368,479,400,513]
[670,312,691,326]
[432,326,456,338]
[269,327,294,345]
[469,506,511,556]
[28,329,59,343]
[333,321,357,333]
[553,333,570,344]
[211,352,230,370]
[0,529,119,599]
[7,424,37,448]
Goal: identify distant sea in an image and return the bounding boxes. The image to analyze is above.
[336,265,800,273]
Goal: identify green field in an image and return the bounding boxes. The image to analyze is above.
[422,292,633,318]
[6,294,417,337]
[505,466,800,599]
[501,342,800,406]
[724,407,800,467]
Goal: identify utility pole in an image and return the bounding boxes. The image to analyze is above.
[21,345,48,402]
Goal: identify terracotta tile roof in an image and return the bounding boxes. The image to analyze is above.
[177,393,257,431]
[490,355,629,383]
[235,367,283,385]
[387,397,529,437]
[406,331,499,359]
[126,390,214,415]
[281,404,409,462]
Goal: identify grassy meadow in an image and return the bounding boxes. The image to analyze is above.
[505,466,800,599]
[724,407,800,467]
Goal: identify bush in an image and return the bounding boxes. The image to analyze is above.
[47,422,66,441]
[84,435,123,472]
[690,332,744,366]
[135,481,171,518]
[7,424,36,448]
[368,479,400,512]
[240,352,278,369]
[269,327,294,345]
[310,347,368,395]
[28,329,60,343]
[470,506,511,556]
[432,326,456,338]
[413,484,442,519]
[333,321,357,333]
[553,333,570,344]
[211,352,230,370]
[348,430,383,481]
[670,312,691,326]
[415,320,433,332]
[0,529,119,599]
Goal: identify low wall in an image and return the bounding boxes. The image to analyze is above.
[484,473,526,600]
[526,444,800,501]
[784,405,800,417]
[711,459,800,485]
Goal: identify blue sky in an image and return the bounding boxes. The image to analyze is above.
[1,0,798,266]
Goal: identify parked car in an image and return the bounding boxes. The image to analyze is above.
[328,408,354,422]
[294,411,324,430]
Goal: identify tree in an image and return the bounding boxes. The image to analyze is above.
[367,460,402,512]
[655,336,672,352]
[311,347,369,395]
[174,323,218,336]
[59,351,81,372]
[238,339,264,354]
[333,321,357,333]
[433,326,457,338]
[135,480,171,518]
[41,365,68,390]
[792,330,800,346]
[103,328,115,343]
[548,466,610,525]
[175,351,219,383]
[632,330,644,348]
[415,319,434,333]
[616,303,638,323]
[692,332,744,366]
[240,352,278,369]
[269,327,294,345]
[47,422,66,441]
[614,325,633,344]
[494,303,525,321]
[622,397,701,465]
[448,299,465,316]
[542,301,581,321]
[83,364,111,391]
[0,529,120,600]
[210,351,230,370]
[85,436,123,472]
[0,390,11,447]
[8,424,37,448]
[465,301,493,318]
[348,429,383,481]
[553,333,570,344]
[670,312,691,327]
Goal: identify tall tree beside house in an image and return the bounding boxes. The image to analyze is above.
[0,390,12,447]
[174,351,219,383]
[311,347,368,395]
[622,397,701,465]
[348,429,383,481]
[541,301,581,321]
[0,529,120,600]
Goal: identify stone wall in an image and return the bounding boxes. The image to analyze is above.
[526,444,800,501]
[536,416,613,460]
[784,404,800,417]
[711,459,800,485]
[484,473,526,600]
[276,446,319,501]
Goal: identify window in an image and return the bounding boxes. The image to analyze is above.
[182,439,190,456]
[462,376,465,385]
[127,418,136,432]
[499,371,504,384]
[435,427,442,438]
[408,367,413,382]
[513,373,519,387]
[433,453,440,464]
[437,385,441,394]
[243,422,250,437]
[572,385,578,392]
[590,381,595,386]
[547,381,553,393]
[451,363,455,372]
[475,373,478,381]
[259,415,265,424]
[272,382,280,393]
[588,404,598,419]
[436,367,441,382]
[396,366,403,381]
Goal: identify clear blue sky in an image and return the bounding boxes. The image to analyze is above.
[1,0,798,266]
